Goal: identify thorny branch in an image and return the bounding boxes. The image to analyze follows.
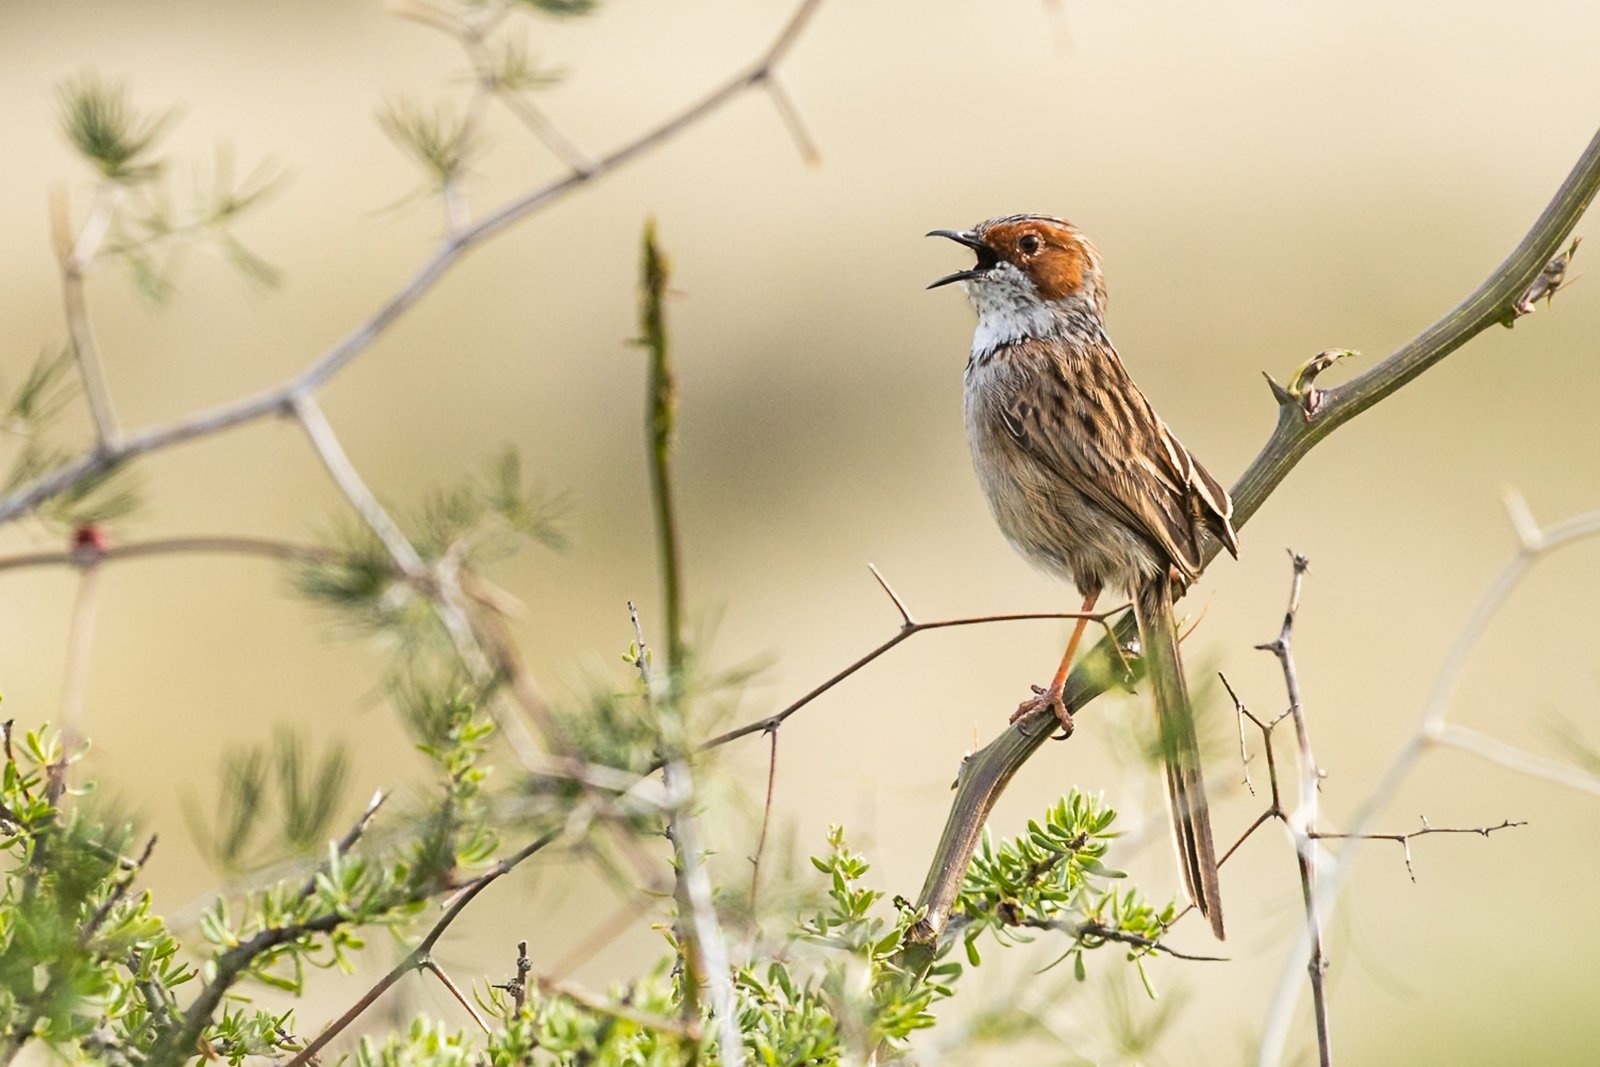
[1309,817,1526,884]
[698,594,1125,756]
[1256,498,1600,1067]
[1254,554,1331,1067]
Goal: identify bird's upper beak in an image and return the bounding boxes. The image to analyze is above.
[925,229,995,289]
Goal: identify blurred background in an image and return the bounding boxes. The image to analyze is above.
[2,0,1599,1062]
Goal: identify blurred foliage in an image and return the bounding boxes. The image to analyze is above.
[185,730,352,876]
[378,99,481,189]
[55,74,174,185]
[0,350,142,533]
[56,74,283,304]
[294,447,563,654]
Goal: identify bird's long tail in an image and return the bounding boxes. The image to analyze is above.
[1133,571,1225,940]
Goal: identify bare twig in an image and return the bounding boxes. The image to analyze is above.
[57,555,102,754]
[760,74,821,166]
[51,184,122,448]
[491,940,532,1015]
[1310,817,1526,883]
[0,535,338,574]
[81,834,157,944]
[1021,917,1226,964]
[1434,725,1600,795]
[749,726,779,909]
[291,393,424,577]
[699,599,1122,756]
[0,0,827,528]
[1221,673,1256,796]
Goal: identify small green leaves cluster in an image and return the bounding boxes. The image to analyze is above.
[953,790,1176,986]
[781,826,955,1058]
[0,724,189,1059]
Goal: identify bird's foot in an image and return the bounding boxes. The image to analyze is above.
[1010,684,1074,740]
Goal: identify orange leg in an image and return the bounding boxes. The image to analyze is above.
[1010,590,1101,730]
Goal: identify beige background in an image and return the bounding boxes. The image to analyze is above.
[2,1,1599,1062]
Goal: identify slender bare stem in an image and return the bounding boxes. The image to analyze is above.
[0,535,336,574]
[749,726,779,910]
[291,393,424,576]
[51,184,122,448]
[300,790,386,898]
[1310,817,1526,883]
[57,562,102,755]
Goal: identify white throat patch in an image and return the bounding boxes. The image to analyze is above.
[964,262,1062,360]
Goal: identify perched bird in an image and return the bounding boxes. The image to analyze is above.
[928,215,1239,939]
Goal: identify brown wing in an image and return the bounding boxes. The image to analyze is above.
[1000,337,1238,579]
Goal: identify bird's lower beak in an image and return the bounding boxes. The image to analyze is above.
[926,229,992,289]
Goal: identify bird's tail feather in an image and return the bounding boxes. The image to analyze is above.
[1133,571,1225,940]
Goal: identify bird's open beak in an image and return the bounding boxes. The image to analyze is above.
[926,229,994,289]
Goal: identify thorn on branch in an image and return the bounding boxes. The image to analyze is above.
[1510,235,1581,319]
[1276,350,1358,422]
[1219,673,1256,796]
[867,562,915,626]
[421,958,491,1034]
[762,74,821,166]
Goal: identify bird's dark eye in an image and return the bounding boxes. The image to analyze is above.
[1018,234,1041,255]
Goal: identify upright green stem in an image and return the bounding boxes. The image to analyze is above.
[639,219,685,676]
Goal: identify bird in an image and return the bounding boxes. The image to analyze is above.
[928,214,1238,940]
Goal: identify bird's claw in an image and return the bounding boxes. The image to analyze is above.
[1009,684,1074,740]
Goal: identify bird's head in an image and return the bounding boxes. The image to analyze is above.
[927,215,1107,331]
